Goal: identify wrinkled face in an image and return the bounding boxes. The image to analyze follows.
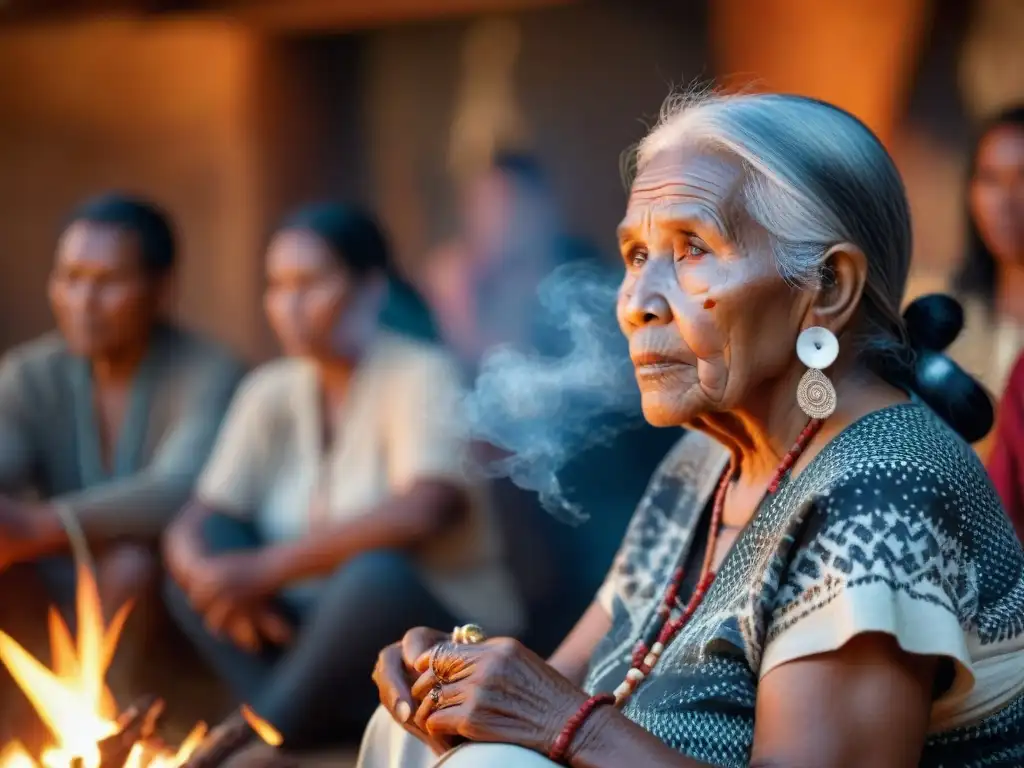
[616,148,806,427]
[49,221,164,358]
[264,229,385,359]
[970,124,1024,266]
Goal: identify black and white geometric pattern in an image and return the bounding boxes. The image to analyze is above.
[584,402,1024,767]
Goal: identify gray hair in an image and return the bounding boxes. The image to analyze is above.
[636,92,913,379]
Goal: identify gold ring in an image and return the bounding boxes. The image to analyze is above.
[451,624,486,644]
[429,685,442,706]
[429,642,454,684]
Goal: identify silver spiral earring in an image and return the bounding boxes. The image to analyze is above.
[795,326,839,420]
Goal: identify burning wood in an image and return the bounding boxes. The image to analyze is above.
[0,563,281,768]
[0,564,208,768]
[96,696,165,768]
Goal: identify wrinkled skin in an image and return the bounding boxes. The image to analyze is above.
[370,145,931,768]
[615,149,807,427]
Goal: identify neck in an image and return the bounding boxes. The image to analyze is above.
[691,359,899,493]
[693,367,811,488]
[316,355,358,396]
[996,264,1024,323]
[90,336,153,387]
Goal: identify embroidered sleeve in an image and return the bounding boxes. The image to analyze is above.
[760,464,977,698]
[594,432,721,617]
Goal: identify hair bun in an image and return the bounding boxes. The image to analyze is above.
[903,293,964,352]
[900,293,994,443]
[911,350,994,444]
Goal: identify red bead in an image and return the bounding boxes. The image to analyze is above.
[703,298,717,309]
[548,694,616,763]
[607,418,824,710]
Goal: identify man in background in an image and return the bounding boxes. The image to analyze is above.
[422,153,679,652]
[0,193,244,738]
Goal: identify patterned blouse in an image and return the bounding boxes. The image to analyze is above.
[584,403,1024,767]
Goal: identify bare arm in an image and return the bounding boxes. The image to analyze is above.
[162,497,219,585]
[564,633,935,768]
[256,479,466,592]
[547,601,611,685]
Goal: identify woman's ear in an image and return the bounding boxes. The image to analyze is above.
[803,243,868,336]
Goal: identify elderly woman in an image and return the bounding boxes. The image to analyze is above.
[356,94,1024,768]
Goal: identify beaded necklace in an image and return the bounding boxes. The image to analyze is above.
[549,419,827,763]
[612,417,825,705]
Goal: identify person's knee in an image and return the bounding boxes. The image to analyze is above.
[162,574,202,629]
[437,743,558,767]
[328,550,417,589]
[358,705,432,766]
[202,513,261,554]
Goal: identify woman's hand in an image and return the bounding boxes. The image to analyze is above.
[204,599,294,652]
[372,627,452,754]
[186,551,274,613]
[163,522,204,592]
[409,637,588,756]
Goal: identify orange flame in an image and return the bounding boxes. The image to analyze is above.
[0,563,205,768]
[240,706,282,747]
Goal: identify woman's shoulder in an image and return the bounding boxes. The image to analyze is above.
[372,331,463,383]
[229,357,308,411]
[807,402,1000,513]
[790,405,1007,544]
[779,402,1021,618]
[760,402,1024,703]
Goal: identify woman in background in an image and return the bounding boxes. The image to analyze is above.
[955,106,1024,530]
[422,154,681,655]
[163,203,523,760]
[949,104,1024,402]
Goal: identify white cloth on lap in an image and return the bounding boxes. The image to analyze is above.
[357,706,559,768]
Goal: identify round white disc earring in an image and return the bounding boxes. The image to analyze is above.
[795,326,839,419]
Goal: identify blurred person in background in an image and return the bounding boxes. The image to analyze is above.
[949,105,1024,403]
[0,193,244,737]
[422,152,680,656]
[989,351,1024,541]
[164,203,523,761]
[973,108,1024,537]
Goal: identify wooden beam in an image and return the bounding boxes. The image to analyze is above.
[219,0,576,32]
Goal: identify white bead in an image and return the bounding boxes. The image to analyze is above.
[651,642,665,655]
[796,326,839,370]
[613,682,632,701]
[643,653,658,667]
[626,668,645,682]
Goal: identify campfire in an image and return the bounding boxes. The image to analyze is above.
[0,563,279,768]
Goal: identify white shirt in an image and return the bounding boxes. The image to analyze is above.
[197,332,524,635]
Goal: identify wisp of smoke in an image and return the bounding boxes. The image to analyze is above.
[462,259,643,524]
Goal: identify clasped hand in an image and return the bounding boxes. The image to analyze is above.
[164,539,293,653]
[373,626,588,757]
